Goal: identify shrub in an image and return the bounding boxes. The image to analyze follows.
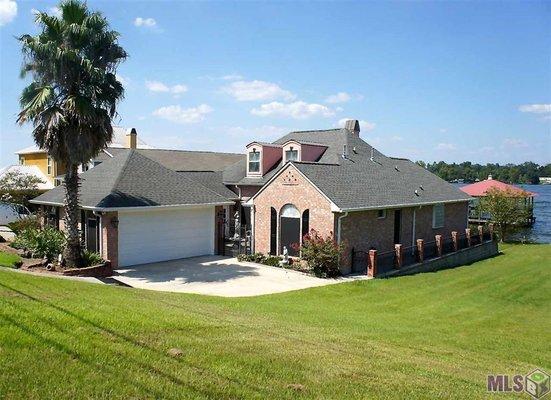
[299,229,343,278]
[82,250,104,267]
[237,253,266,263]
[12,227,66,260]
[8,216,40,235]
[263,256,281,267]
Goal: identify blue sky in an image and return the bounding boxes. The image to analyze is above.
[1,0,550,165]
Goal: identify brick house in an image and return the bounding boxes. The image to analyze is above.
[30,120,471,272]
[226,120,471,274]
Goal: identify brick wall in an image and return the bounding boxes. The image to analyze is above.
[252,165,334,255]
[101,212,118,268]
[341,202,468,273]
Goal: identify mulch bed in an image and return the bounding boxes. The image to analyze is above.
[0,242,112,277]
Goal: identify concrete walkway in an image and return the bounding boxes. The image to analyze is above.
[113,255,368,297]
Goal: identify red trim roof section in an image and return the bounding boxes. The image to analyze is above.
[460,179,535,197]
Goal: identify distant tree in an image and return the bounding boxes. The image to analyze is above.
[17,0,127,267]
[476,187,533,242]
[0,171,44,206]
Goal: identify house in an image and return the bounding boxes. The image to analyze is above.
[30,120,472,273]
[460,175,535,225]
[3,127,153,188]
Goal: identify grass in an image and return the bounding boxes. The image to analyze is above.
[0,244,549,399]
[0,251,21,268]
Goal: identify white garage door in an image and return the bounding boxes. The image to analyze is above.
[118,207,215,267]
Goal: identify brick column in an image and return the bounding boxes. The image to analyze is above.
[435,235,443,257]
[101,212,119,268]
[489,223,495,241]
[416,239,424,262]
[451,231,458,252]
[367,250,377,277]
[478,225,484,243]
[465,228,472,247]
[394,244,403,269]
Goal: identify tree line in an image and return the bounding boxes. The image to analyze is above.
[415,161,551,184]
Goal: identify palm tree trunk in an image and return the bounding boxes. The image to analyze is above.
[63,163,83,267]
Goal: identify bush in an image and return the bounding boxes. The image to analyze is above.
[263,256,281,267]
[299,229,343,278]
[8,216,40,235]
[237,253,266,263]
[82,250,104,267]
[12,227,66,260]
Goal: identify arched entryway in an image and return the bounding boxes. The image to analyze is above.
[280,204,300,256]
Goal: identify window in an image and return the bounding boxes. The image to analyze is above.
[280,204,300,218]
[432,204,445,228]
[377,209,386,219]
[47,156,52,175]
[285,148,299,162]
[248,150,260,173]
[19,157,24,165]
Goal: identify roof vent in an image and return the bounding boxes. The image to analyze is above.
[342,144,349,159]
[370,147,375,162]
[344,120,360,136]
[415,189,419,196]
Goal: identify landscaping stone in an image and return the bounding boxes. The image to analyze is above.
[167,348,184,357]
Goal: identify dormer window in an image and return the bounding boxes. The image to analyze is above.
[285,147,298,162]
[248,150,260,173]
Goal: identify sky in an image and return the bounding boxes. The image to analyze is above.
[1,0,550,166]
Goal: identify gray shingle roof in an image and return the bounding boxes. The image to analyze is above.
[238,127,470,209]
[31,151,232,209]
[292,157,471,210]
[94,148,244,172]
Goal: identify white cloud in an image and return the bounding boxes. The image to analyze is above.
[222,80,295,102]
[152,104,212,124]
[518,104,551,114]
[251,101,334,119]
[171,84,188,94]
[221,74,243,81]
[134,17,156,28]
[435,143,457,151]
[325,92,351,104]
[0,0,17,26]
[503,138,528,148]
[337,118,376,131]
[146,80,188,95]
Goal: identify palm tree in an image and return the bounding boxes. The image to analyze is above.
[17,0,127,267]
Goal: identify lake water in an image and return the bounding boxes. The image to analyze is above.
[455,184,551,244]
[514,184,551,244]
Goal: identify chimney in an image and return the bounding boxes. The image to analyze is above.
[344,119,360,136]
[126,128,137,149]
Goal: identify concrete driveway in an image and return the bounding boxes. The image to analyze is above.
[113,255,366,297]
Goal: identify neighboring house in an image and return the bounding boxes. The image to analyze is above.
[0,165,53,190]
[9,127,153,187]
[30,120,472,272]
[460,175,535,225]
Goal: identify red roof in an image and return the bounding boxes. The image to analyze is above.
[460,178,535,197]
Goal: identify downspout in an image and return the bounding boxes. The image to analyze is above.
[337,211,349,245]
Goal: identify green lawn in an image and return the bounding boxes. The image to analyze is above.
[0,251,21,268]
[0,244,549,399]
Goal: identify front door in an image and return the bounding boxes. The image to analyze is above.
[280,217,300,256]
